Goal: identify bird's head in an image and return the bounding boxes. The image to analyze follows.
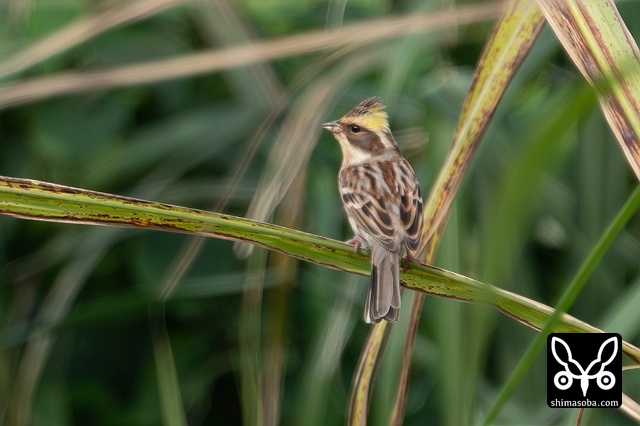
[323,97,399,164]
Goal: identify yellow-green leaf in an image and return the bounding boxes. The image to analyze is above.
[538,0,640,178]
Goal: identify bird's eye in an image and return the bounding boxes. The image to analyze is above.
[350,125,362,133]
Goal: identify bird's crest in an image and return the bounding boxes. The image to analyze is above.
[342,97,389,131]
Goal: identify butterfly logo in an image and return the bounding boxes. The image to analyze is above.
[551,335,617,397]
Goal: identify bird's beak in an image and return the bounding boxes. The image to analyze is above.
[322,121,340,133]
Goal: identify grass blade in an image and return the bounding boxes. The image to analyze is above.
[2,175,640,363]
[392,1,546,423]
[149,308,188,426]
[0,3,504,110]
[348,322,388,426]
[420,0,545,248]
[483,184,640,424]
[0,0,191,80]
[537,0,640,178]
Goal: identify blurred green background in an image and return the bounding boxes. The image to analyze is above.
[1,0,640,425]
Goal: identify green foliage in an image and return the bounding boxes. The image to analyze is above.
[1,1,640,425]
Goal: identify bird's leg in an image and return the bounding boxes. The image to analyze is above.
[346,236,361,253]
[402,253,422,273]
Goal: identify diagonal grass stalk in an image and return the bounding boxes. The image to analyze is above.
[484,184,640,424]
[2,175,640,362]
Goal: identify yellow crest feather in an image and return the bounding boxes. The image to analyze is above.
[341,97,389,131]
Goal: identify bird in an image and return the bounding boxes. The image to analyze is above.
[322,97,424,323]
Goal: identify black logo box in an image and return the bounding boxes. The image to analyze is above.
[547,333,622,408]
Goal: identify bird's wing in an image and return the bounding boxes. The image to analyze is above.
[396,159,423,254]
[340,159,423,254]
[341,187,398,252]
[340,159,423,253]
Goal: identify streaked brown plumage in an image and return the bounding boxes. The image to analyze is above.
[322,97,423,323]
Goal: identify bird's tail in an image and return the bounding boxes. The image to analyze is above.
[365,249,401,323]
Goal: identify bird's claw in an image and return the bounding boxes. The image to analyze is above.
[346,236,361,253]
[402,254,421,273]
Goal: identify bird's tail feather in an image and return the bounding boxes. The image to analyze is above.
[365,251,400,323]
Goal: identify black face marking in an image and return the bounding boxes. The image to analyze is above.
[341,124,386,155]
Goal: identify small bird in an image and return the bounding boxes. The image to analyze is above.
[323,97,423,323]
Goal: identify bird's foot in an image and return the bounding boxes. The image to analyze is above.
[346,236,361,253]
[402,254,422,273]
